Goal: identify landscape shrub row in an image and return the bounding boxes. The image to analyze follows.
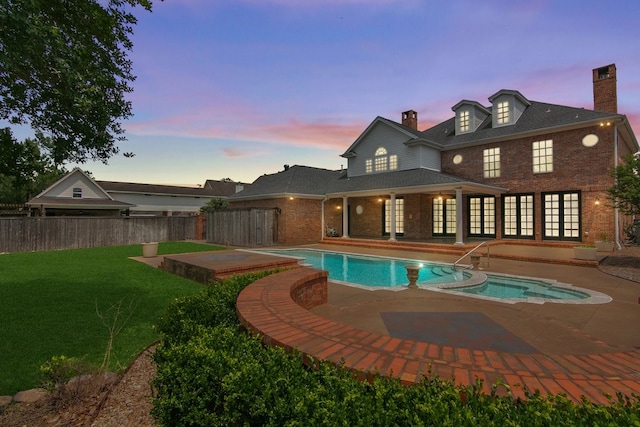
[152,272,640,426]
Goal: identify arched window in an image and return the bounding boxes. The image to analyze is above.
[369,147,397,173]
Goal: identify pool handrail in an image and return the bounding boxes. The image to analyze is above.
[453,241,489,270]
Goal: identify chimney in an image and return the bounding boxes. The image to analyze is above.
[593,64,617,113]
[402,110,418,130]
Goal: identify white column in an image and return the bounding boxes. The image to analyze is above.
[454,188,464,245]
[342,196,349,238]
[389,193,397,241]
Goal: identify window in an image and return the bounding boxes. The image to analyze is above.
[533,139,553,173]
[468,196,495,237]
[72,187,82,198]
[542,191,580,241]
[483,147,500,178]
[497,101,510,125]
[383,198,404,235]
[365,159,372,173]
[503,194,534,238]
[433,197,456,235]
[367,146,398,173]
[459,110,470,132]
[389,154,398,170]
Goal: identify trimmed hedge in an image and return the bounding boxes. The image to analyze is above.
[152,272,640,426]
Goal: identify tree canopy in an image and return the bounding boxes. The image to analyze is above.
[607,153,640,216]
[0,0,152,165]
[0,128,66,203]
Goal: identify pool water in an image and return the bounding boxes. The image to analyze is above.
[461,276,588,300]
[254,248,603,304]
[260,249,466,287]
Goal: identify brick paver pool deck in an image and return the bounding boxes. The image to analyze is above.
[235,266,640,405]
[146,240,640,405]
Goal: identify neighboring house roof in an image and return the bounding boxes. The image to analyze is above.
[26,197,133,210]
[27,168,135,210]
[228,165,506,201]
[97,180,242,198]
[228,166,343,200]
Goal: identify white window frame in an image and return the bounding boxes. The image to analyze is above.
[483,147,501,178]
[497,100,510,125]
[533,139,553,173]
[459,110,470,133]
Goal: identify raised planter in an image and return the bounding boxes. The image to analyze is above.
[142,242,158,258]
[595,240,614,252]
[574,246,597,260]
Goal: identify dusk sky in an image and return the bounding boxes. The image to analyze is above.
[74,0,640,186]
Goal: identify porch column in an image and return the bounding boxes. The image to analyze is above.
[342,196,349,238]
[389,193,397,241]
[454,188,464,245]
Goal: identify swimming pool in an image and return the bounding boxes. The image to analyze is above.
[251,248,611,304]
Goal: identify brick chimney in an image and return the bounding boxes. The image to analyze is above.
[402,110,418,130]
[593,64,617,113]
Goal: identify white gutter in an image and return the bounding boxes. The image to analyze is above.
[321,196,327,241]
[614,120,621,250]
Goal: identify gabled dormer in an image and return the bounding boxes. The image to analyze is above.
[487,90,531,127]
[451,100,490,134]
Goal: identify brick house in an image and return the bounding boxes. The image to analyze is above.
[229,64,638,246]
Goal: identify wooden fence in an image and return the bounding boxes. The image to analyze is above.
[0,216,197,253]
[207,208,277,247]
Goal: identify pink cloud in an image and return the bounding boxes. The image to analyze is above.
[125,102,367,153]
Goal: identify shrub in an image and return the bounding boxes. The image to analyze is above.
[152,272,640,426]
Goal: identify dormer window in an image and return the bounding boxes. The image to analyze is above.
[72,187,82,198]
[496,101,510,125]
[451,100,490,134]
[458,110,470,132]
[489,90,530,128]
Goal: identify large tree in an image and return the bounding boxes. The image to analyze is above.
[0,127,66,203]
[607,153,640,216]
[0,0,152,165]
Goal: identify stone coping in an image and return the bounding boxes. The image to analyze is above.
[236,267,640,405]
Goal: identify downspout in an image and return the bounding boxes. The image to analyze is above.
[321,196,327,241]
[614,121,621,250]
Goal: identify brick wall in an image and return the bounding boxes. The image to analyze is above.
[441,125,618,242]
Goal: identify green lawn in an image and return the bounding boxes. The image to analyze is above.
[0,241,222,395]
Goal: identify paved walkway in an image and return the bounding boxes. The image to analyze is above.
[235,241,640,404]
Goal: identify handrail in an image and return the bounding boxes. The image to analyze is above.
[453,241,489,270]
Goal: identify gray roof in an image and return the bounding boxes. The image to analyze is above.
[228,166,343,200]
[229,165,506,201]
[97,180,243,197]
[229,94,633,202]
[27,197,134,209]
[421,100,622,148]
